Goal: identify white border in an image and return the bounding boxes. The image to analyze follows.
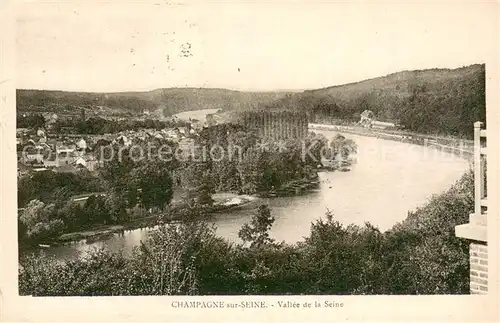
[1,1,499,322]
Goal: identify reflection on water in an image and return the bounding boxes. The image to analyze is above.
[42,131,470,260]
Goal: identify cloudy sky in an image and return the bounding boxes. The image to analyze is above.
[16,1,498,92]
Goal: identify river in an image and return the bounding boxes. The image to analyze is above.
[43,129,470,260]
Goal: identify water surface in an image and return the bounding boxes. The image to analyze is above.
[43,130,470,260]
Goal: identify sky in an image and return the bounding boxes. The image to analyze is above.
[15,1,498,92]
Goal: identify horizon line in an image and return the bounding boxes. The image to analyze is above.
[16,63,484,94]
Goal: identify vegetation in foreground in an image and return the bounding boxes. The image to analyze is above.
[19,171,473,295]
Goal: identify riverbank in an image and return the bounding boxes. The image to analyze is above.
[259,174,321,198]
[25,128,470,259]
[309,123,473,158]
[46,193,258,246]
[26,172,326,249]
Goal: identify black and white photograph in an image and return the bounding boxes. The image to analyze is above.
[1,0,498,317]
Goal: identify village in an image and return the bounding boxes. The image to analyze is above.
[16,108,217,177]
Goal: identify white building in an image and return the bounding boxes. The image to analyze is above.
[77,138,87,150]
[36,128,46,137]
[371,120,397,130]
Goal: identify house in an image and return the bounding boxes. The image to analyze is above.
[163,129,180,140]
[76,138,87,150]
[190,121,203,131]
[22,146,44,163]
[43,112,58,123]
[71,192,106,206]
[32,167,49,172]
[17,162,30,177]
[177,138,195,160]
[75,156,87,168]
[73,154,99,171]
[85,156,100,171]
[359,110,375,127]
[358,110,397,130]
[177,127,187,136]
[36,128,46,137]
[136,133,148,141]
[45,114,58,129]
[115,135,132,146]
[16,128,30,135]
[56,144,76,154]
[43,151,59,168]
[45,138,58,149]
[57,151,79,165]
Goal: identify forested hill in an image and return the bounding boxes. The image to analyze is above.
[269,64,485,138]
[17,64,485,138]
[16,88,289,117]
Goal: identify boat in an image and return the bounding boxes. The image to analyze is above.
[38,244,50,248]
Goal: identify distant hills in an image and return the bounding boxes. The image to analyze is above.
[17,64,485,138]
[16,88,290,118]
[268,64,486,137]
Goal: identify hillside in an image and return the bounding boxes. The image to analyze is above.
[17,64,485,138]
[268,64,486,138]
[16,88,289,117]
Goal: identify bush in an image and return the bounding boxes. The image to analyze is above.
[18,171,474,295]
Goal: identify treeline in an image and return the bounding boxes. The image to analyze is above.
[17,88,289,117]
[54,117,190,134]
[18,170,105,244]
[17,124,354,246]
[187,124,352,194]
[17,114,46,129]
[18,145,178,245]
[18,170,104,207]
[19,170,473,295]
[18,195,126,246]
[17,114,190,134]
[267,64,486,138]
[17,90,158,113]
[17,65,485,138]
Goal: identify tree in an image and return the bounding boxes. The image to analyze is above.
[236,148,262,194]
[19,199,64,242]
[82,195,110,225]
[130,161,174,210]
[127,219,224,295]
[57,201,83,231]
[238,205,275,247]
[105,192,128,223]
[180,161,214,208]
[17,113,45,129]
[195,177,215,207]
[20,200,51,228]
[330,134,357,160]
[18,216,28,246]
[302,133,328,167]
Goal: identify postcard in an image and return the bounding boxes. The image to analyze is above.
[1,1,498,322]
